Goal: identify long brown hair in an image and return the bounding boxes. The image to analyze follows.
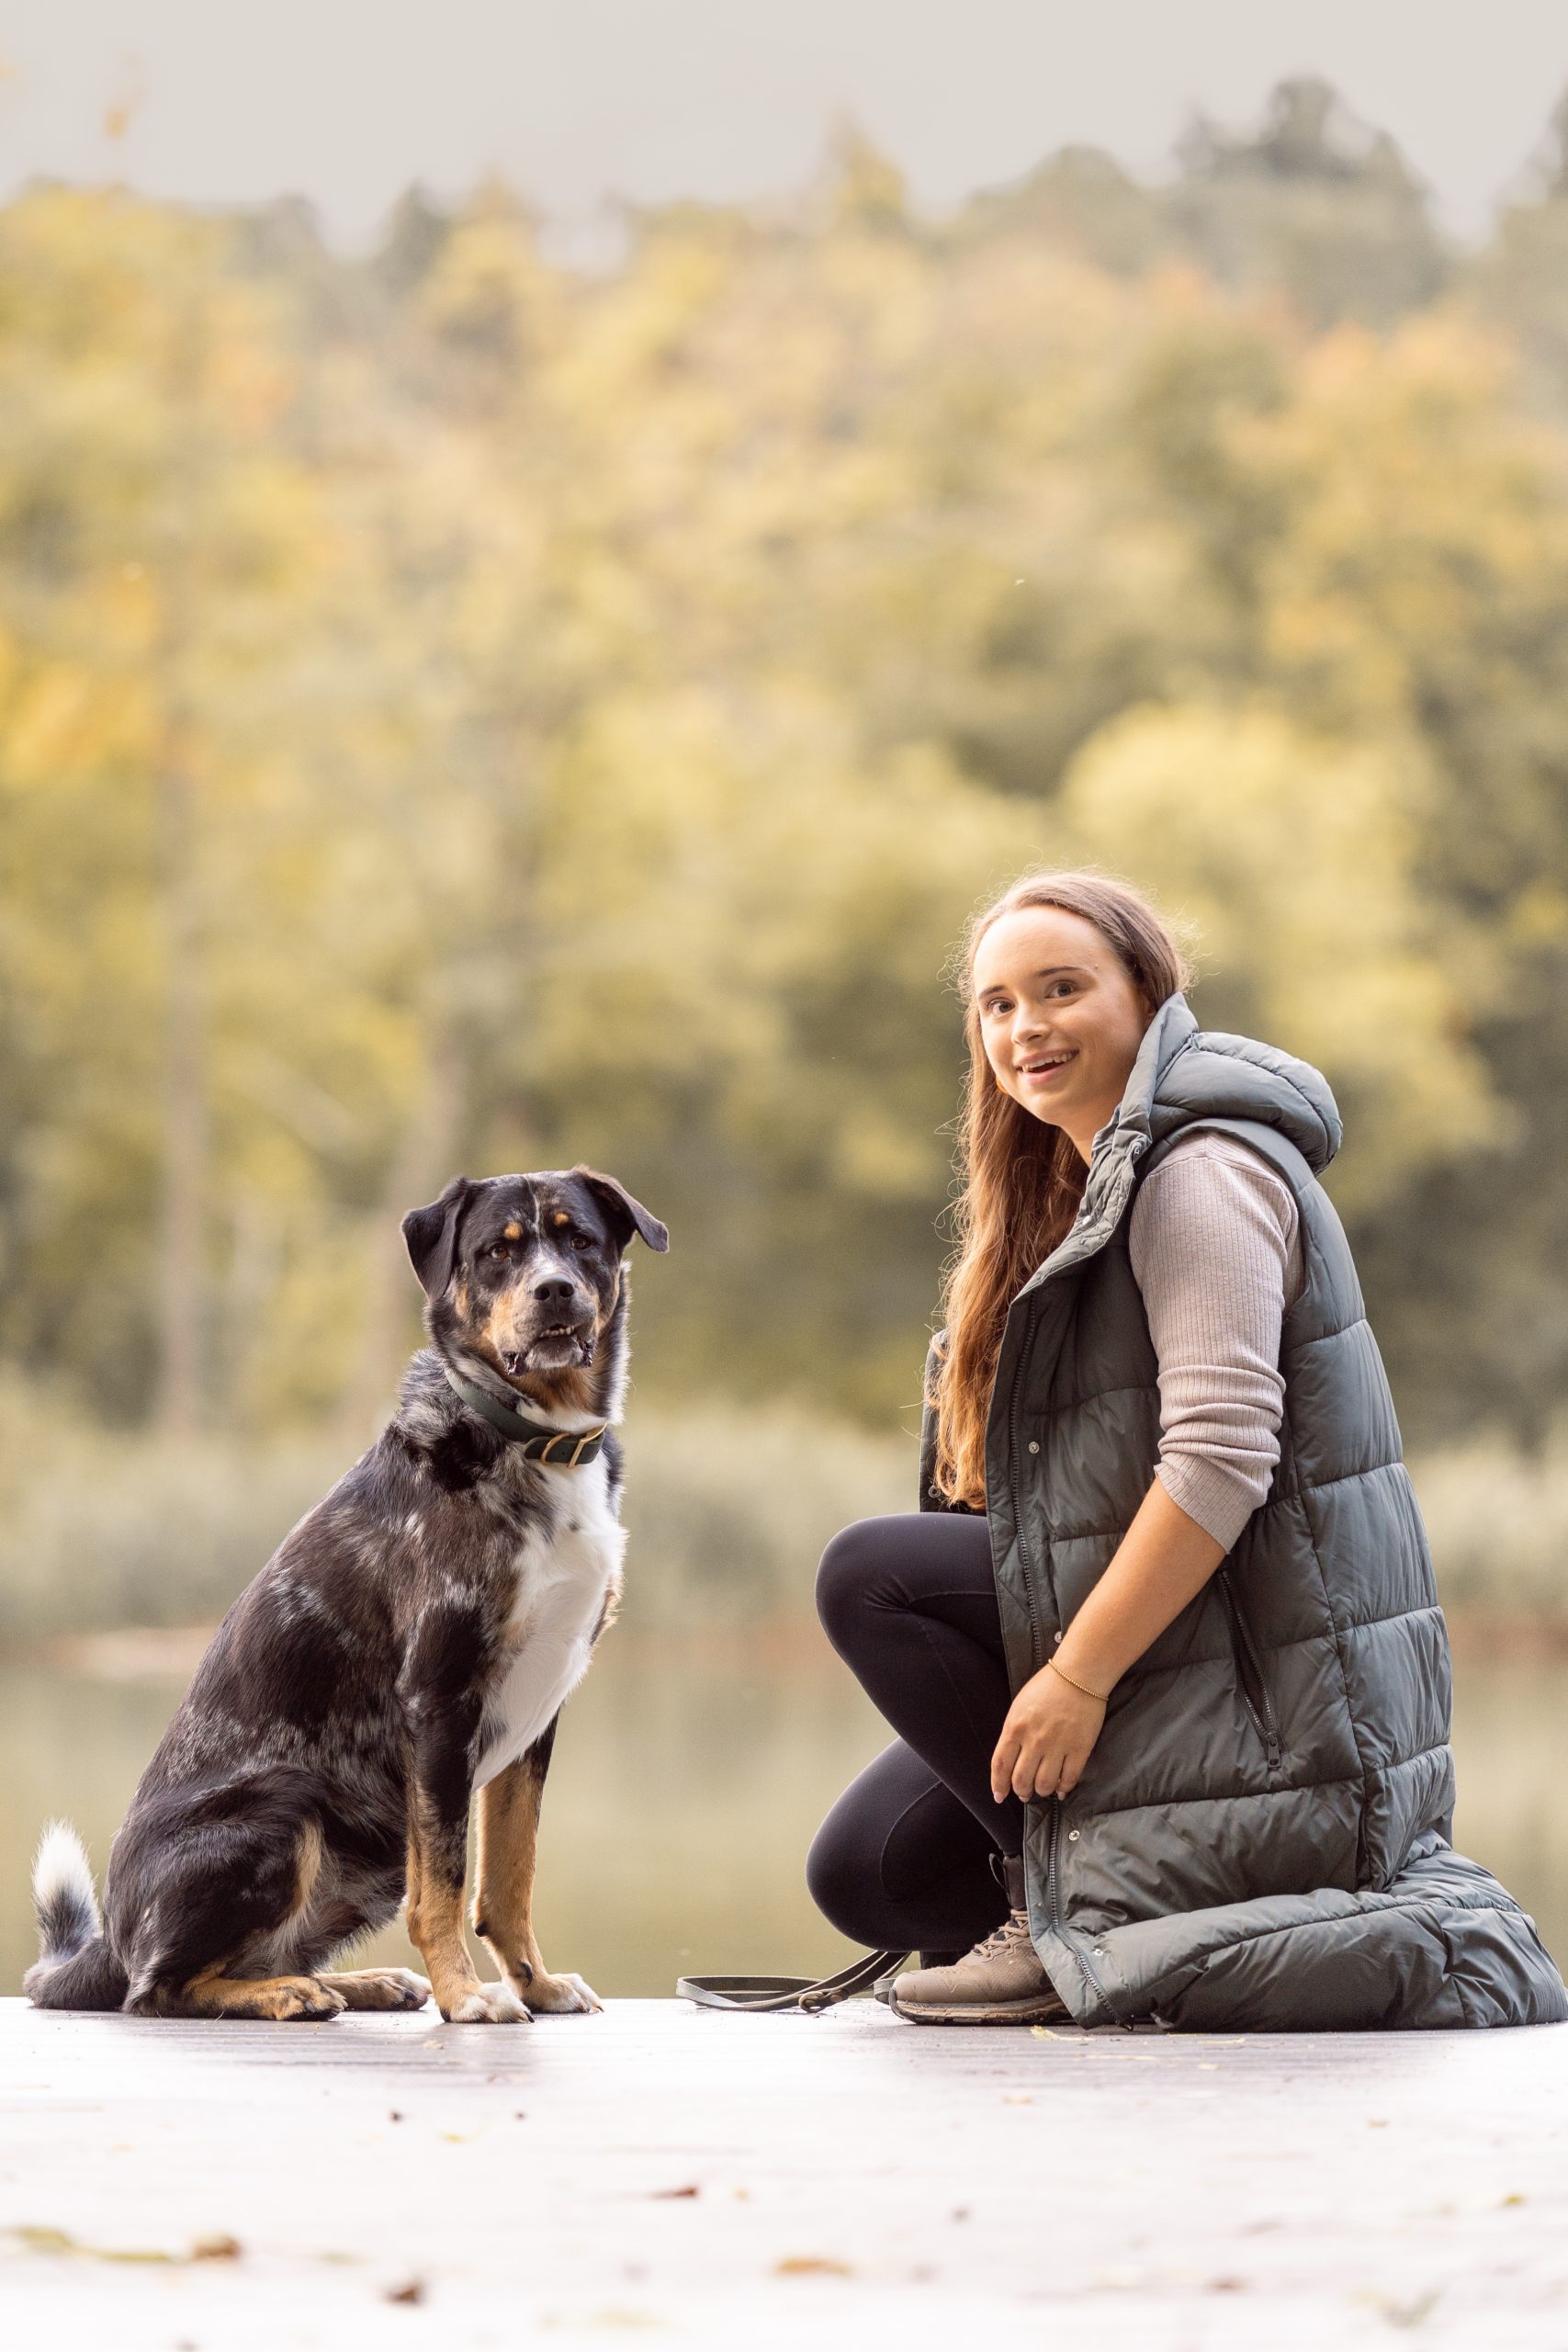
[931,868,1195,1509]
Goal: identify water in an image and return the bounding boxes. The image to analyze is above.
[3,1634,1564,2000]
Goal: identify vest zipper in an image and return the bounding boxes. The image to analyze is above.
[1006,1321,1046,1672]
[1009,1298,1122,2024]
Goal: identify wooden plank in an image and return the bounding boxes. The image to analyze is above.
[1,1996,1565,2346]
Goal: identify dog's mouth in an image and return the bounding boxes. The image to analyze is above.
[502,1325,595,1376]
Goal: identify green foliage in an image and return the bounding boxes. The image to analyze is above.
[6,80,1568,1448]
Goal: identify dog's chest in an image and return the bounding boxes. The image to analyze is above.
[472,1459,626,1791]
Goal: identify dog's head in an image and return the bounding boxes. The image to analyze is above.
[402,1167,668,1402]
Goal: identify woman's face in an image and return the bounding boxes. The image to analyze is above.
[973,905,1153,1164]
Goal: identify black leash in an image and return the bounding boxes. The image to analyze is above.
[676,1948,908,2013]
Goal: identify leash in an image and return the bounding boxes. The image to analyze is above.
[676,1948,908,2013]
[444,1371,609,1465]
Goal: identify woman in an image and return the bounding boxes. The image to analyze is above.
[807,870,1567,2030]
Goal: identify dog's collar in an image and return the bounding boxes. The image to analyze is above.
[444,1372,609,1465]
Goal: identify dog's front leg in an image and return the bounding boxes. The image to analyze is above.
[403,1690,527,2025]
[474,1719,602,2015]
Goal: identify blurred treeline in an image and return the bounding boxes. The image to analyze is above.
[7,70,1568,1507]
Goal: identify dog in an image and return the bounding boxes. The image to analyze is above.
[25,1165,668,2024]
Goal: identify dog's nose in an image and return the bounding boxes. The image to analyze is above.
[533,1277,577,1307]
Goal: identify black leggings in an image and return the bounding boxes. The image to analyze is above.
[806,1511,1025,1959]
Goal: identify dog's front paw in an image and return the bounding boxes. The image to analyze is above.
[526,1971,604,2015]
[444,1982,531,2025]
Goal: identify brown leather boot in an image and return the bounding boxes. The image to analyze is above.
[887,1854,1069,2026]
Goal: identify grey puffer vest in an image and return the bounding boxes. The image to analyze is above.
[920,991,1566,2030]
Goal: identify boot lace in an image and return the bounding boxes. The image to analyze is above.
[967,1906,1033,1962]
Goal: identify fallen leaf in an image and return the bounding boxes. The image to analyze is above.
[1381,2289,1439,2329]
[1500,2193,1526,2207]
[6,2224,197,2266]
[651,2186,699,2200]
[385,2277,425,2304]
[191,2233,243,2262]
[775,2256,853,2277]
[1029,2026,1061,2039]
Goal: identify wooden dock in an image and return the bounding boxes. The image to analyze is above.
[2,1995,1565,2346]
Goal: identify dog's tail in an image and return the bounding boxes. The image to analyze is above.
[22,1822,128,2011]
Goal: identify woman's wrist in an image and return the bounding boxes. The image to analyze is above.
[1047,1652,1111,1704]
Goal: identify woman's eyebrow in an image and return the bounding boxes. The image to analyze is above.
[978,965,1089,996]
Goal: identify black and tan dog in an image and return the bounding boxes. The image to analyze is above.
[25,1166,667,2024]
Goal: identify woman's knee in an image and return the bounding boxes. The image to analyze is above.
[814,1515,899,1650]
[804,1800,882,1946]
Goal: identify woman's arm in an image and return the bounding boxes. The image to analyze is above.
[989,1480,1224,1803]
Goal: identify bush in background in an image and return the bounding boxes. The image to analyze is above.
[0,1369,1562,1640]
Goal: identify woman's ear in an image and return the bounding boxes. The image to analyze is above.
[571,1166,670,1254]
[401,1175,478,1298]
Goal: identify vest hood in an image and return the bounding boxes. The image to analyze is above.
[1108,989,1342,1176]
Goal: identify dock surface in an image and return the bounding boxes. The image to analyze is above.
[2,1995,1565,2346]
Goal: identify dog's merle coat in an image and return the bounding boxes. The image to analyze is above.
[26,1166,667,2024]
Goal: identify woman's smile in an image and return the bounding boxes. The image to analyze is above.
[1016,1048,1077,1084]
[974,904,1149,1162]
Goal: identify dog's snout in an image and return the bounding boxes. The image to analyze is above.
[533,1276,577,1308]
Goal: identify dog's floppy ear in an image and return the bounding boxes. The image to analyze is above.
[572,1166,669,1254]
[402,1175,479,1298]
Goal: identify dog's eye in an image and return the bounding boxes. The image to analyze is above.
[569,1234,593,1252]
[484,1243,512,1261]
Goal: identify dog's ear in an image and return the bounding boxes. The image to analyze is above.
[402,1175,479,1298]
[571,1166,669,1254]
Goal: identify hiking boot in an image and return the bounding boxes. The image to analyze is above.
[872,1950,959,2005]
[888,1855,1069,2027]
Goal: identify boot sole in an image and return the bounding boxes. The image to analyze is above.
[887,1994,1070,2027]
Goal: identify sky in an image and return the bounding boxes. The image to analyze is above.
[2,0,1567,252]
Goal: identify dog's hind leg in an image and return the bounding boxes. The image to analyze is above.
[125,1809,347,2022]
[314,1968,430,2011]
[159,1969,347,2021]
[474,1718,602,2016]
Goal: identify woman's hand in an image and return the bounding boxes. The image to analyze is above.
[990,1660,1107,1803]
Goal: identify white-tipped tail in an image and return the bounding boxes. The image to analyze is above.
[31,1820,98,1961]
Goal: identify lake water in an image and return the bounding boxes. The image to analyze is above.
[3,1633,1564,2002]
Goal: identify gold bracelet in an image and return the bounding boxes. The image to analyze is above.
[1048,1655,1109,1704]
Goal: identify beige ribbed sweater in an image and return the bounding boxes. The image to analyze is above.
[1126,1131,1305,1551]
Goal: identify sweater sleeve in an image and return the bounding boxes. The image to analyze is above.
[1126,1134,1304,1552]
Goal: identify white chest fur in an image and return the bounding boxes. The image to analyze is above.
[472,1455,627,1792]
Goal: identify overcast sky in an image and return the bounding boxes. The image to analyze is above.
[3,1,1567,251]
